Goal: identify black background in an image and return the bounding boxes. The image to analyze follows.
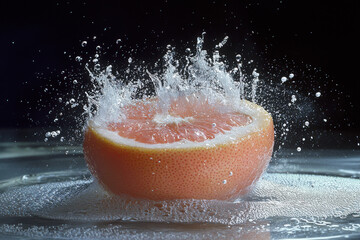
[0,0,359,132]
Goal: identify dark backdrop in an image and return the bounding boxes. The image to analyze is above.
[0,0,359,132]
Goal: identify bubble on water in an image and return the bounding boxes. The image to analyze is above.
[45,132,51,138]
[96,45,101,50]
[81,41,87,47]
[223,180,227,184]
[44,138,48,142]
[128,57,133,64]
[315,92,321,97]
[60,137,65,142]
[297,147,301,152]
[73,80,78,84]
[69,98,75,104]
[291,95,297,103]
[323,119,328,122]
[289,73,294,79]
[281,77,288,83]
[229,171,233,176]
[304,121,310,127]
[116,39,122,44]
[1,173,360,226]
[58,97,63,103]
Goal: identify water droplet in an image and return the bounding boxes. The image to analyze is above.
[73,80,78,84]
[45,132,51,138]
[304,121,310,127]
[235,54,241,62]
[44,138,48,142]
[289,73,294,79]
[96,45,101,50]
[58,98,63,103]
[75,56,82,62]
[128,57,133,64]
[323,119,328,122]
[315,92,321,97]
[81,41,87,47]
[291,95,297,103]
[281,77,288,83]
[116,39,122,44]
[60,137,65,142]
[229,171,233,176]
[223,180,227,184]
[212,123,217,127]
[69,98,75,104]
[297,147,301,152]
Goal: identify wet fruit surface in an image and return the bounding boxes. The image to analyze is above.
[83,98,274,200]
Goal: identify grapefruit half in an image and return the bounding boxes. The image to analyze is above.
[83,95,274,200]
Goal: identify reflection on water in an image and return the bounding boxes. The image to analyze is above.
[0,142,360,239]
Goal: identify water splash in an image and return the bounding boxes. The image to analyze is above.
[84,33,262,129]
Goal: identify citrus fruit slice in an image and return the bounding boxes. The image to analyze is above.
[83,95,274,200]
